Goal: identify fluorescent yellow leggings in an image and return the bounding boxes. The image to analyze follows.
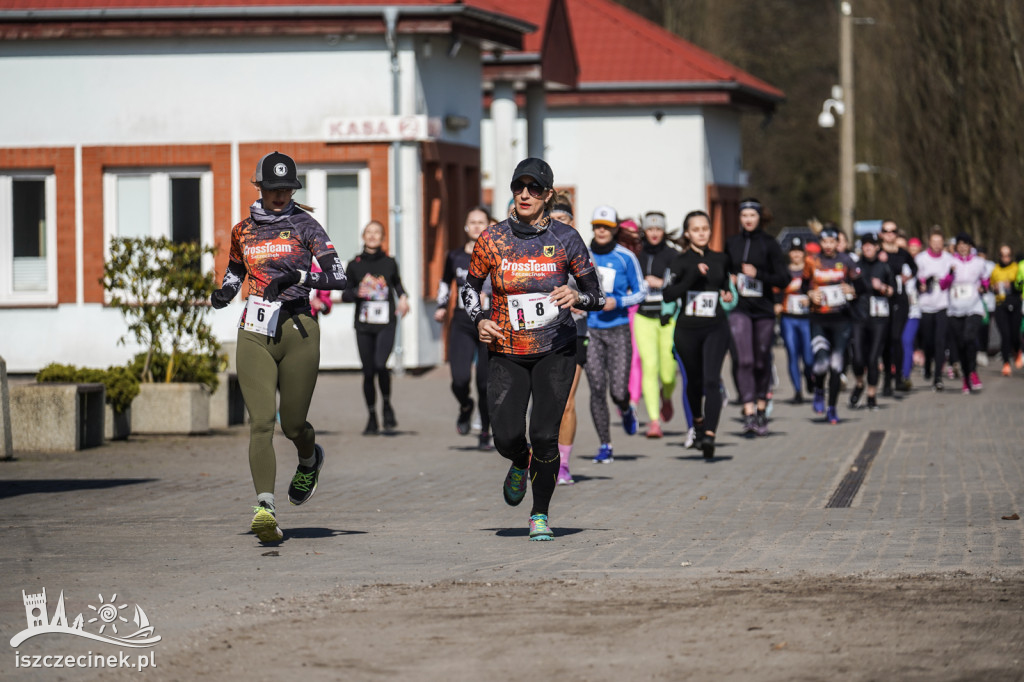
[633,313,677,421]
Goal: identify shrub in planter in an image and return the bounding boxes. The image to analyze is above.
[36,362,140,414]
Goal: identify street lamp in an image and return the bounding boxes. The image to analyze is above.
[817,1,855,237]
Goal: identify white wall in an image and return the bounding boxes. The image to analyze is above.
[484,105,709,240]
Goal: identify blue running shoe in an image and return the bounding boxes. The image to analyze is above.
[529,514,554,541]
[620,406,638,436]
[593,443,614,463]
[826,406,839,424]
[502,463,528,506]
[812,389,826,415]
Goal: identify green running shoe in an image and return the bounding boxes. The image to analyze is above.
[502,464,528,507]
[251,502,283,543]
[529,514,554,541]
[288,444,324,506]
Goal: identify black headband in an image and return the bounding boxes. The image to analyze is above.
[739,201,762,213]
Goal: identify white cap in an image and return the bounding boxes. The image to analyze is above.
[591,205,618,228]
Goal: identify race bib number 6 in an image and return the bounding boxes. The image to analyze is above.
[507,292,559,330]
[241,296,282,337]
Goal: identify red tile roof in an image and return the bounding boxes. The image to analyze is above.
[564,0,781,98]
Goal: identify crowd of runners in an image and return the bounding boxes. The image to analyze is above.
[212,152,1024,544]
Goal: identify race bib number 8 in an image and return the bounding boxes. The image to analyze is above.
[507,292,559,330]
[684,291,719,317]
[359,300,390,324]
[820,284,846,308]
[737,273,763,297]
[241,296,282,337]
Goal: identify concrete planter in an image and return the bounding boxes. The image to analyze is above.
[104,405,132,441]
[209,371,246,429]
[10,383,105,452]
[131,383,210,435]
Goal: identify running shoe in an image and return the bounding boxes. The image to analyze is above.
[502,463,528,506]
[881,382,894,398]
[529,514,554,541]
[1016,350,1024,370]
[646,420,663,439]
[741,413,757,437]
[976,352,989,368]
[765,396,774,419]
[363,412,379,436]
[969,372,983,391]
[556,462,574,486]
[849,384,864,408]
[288,443,324,506]
[456,401,473,435]
[897,377,913,391]
[683,427,696,449]
[946,364,958,380]
[691,426,706,450]
[754,412,770,437]
[962,378,971,395]
[251,502,283,543]
[478,431,493,451]
[812,389,826,415]
[826,406,839,425]
[1003,362,1012,377]
[660,396,674,423]
[593,443,614,463]
[867,396,878,410]
[701,435,715,460]
[792,392,804,405]
[620,406,638,436]
[382,402,398,431]
[933,379,944,392]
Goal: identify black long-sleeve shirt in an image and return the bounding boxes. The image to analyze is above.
[342,249,406,332]
[663,248,731,328]
[724,228,790,319]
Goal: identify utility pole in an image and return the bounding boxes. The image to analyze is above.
[840,1,855,236]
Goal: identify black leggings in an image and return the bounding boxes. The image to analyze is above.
[852,320,888,386]
[488,344,576,516]
[675,321,730,432]
[356,325,396,409]
[449,311,490,431]
[994,299,1023,363]
[948,314,982,378]
[919,310,948,379]
[811,316,851,407]
[883,298,909,382]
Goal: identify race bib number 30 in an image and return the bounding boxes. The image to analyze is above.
[684,291,719,317]
[359,300,390,324]
[507,292,559,330]
[241,296,282,337]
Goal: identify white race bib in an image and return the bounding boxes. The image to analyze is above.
[359,300,390,324]
[951,283,976,301]
[598,265,617,294]
[996,281,1010,296]
[684,291,719,317]
[869,296,890,317]
[907,285,919,306]
[507,292,560,330]
[737,273,763,297]
[241,296,282,337]
[645,287,664,302]
[820,285,846,308]
[786,294,810,315]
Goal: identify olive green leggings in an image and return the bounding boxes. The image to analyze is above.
[236,316,320,495]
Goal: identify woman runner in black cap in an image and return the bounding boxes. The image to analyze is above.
[210,151,348,543]
[461,157,605,540]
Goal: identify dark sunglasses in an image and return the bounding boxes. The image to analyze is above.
[510,179,546,199]
[881,228,897,234]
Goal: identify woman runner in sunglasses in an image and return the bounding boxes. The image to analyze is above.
[461,158,605,540]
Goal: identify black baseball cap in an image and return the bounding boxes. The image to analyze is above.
[511,157,554,190]
[254,151,302,190]
[861,233,880,245]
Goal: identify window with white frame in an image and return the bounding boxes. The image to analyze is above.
[0,171,57,304]
[292,165,371,266]
[103,168,214,271]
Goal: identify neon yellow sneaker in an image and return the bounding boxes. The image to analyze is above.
[529,514,554,541]
[251,502,283,543]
